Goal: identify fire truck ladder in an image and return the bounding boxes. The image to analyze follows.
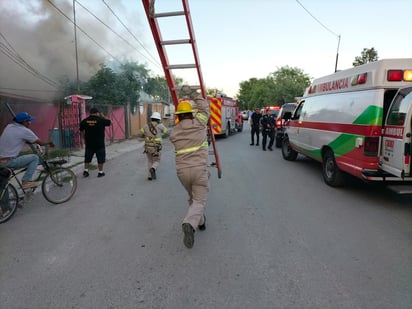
[142,0,222,178]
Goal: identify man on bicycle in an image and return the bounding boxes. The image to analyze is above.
[0,112,55,189]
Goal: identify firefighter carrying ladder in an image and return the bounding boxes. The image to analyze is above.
[142,0,222,178]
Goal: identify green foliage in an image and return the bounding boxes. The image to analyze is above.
[237,66,310,109]
[117,62,150,107]
[270,66,311,103]
[80,62,150,107]
[82,64,117,104]
[143,75,186,103]
[353,48,379,66]
[60,61,310,111]
[144,76,170,102]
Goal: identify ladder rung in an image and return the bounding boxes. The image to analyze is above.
[167,64,197,70]
[153,11,185,18]
[160,39,191,45]
[172,85,201,91]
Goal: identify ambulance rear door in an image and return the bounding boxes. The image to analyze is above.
[380,86,412,177]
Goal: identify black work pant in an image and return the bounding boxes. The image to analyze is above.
[262,130,274,149]
[251,126,260,144]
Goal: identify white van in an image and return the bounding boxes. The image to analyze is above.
[282,59,412,192]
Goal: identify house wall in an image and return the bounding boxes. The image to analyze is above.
[1,95,173,150]
[130,102,172,136]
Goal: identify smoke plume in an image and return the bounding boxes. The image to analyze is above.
[0,0,142,101]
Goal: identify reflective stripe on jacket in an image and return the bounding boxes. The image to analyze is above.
[175,141,208,155]
[140,123,168,147]
[196,113,208,123]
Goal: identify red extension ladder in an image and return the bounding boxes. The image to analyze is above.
[142,0,222,178]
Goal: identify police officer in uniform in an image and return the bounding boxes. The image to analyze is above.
[250,107,262,146]
[261,108,276,151]
[139,112,168,180]
[170,86,209,249]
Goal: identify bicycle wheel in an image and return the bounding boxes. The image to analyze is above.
[42,168,77,204]
[0,183,19,224]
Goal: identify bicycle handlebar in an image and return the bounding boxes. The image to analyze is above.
[31,144,51,166]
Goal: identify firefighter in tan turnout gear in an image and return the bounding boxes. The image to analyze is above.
[139,112,168,180]
[170,86,209,249]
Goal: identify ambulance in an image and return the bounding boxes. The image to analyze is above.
[281,58,412,192]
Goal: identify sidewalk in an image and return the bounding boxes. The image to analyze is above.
[68,138,144,175]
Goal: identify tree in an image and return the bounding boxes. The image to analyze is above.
[269,66,311,103]
[117,61,150,108]
[144,76,170,102]
[81,62,151,106]
[237,77,275,109]
[144,75,186,104]
[237,66,310,109]
[237,78,269,110]
[82,64,117,105]
[353,48,379,66]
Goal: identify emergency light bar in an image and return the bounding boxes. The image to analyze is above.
[387,69,412,82]
[351,73,367,86]
[404,70,412,81]
[308,66,412,96]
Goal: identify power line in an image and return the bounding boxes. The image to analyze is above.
[101,0,162,69]
[0,33,60,88]
[46,0,122,64]
[0,87,61,93]
[295,0,341,72]
[295,0,339,38]
[75,0,161,69]
[0,90,56,103]
[0,32,60,87]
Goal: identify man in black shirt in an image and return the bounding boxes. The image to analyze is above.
[260,108,276,151]
[249,107,262,146]
[80,107,111,177]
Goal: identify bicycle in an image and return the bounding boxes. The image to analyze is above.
[0,145,78,224]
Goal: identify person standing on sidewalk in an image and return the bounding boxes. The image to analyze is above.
[0,112,54,189]
[138,112,168,180]
[170,86,209,249]
[80,107,111,178]
[250,107,262,146]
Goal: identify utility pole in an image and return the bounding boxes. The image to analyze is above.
[73,0,80,92]
[334,35,341,73]
[73,0,82,149]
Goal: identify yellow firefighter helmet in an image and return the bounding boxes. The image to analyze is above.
[175,101,193,114]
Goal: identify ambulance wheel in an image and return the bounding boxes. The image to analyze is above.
[281,137,298,161]
[275,135,282,148]
[322,149,344,187]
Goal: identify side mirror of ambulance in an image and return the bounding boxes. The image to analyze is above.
[283,112,292,121]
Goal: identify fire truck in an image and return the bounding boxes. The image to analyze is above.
[209,94,243,137]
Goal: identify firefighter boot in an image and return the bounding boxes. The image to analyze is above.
[199,215,206,231]
[150,168,156,180]
[182,223,195,248]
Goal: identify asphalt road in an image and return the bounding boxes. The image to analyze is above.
[1,126,411,308]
